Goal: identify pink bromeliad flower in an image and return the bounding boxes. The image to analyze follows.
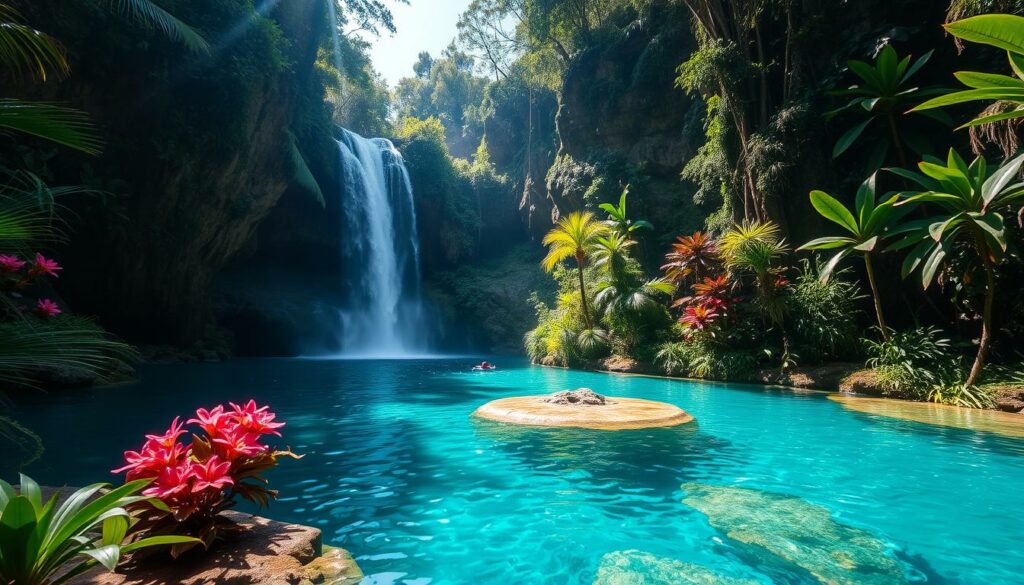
[191,456,234,493]
[229,400,285,436]
[0,254,25,273]
[212,426,268,461]
[28,253,61,278]
[146,417,186,448]
[188,405,230,438]
[142,460,196,500]
[35,298,61,318]
[112,440,186,480]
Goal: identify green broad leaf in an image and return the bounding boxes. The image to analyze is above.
[630,219,653,231]
[1010,52,1024,80]
[860,97,881,111]
[920,242,948,288]
[900,238,931,277]
[83,544,121,571]
[958,108,1024,129]
[904,50,933,80]
[810,190,859,234]
[886,167,942,191]
[878,45,897,88]
[45,480,146,556]
[819,248,852,283]
[944,14,1024,55]
[855,174,876,227]
[865,195,915,235]
[954,70,1024,89]
[929,214,964,242]
[895,54,911,80]
[982,152,1024,206]
[971,212,1007,252]
[0,479,15,509]
[798,236,855,251]
[918,162,972,197]
[101,515,128,546]
[848,59,882,89]
[833,118,872,158]
[0,495,37,575]
[912,87,1024,111]
[18,474,41,510]
[853,236,880,252]
[119,535,203,554]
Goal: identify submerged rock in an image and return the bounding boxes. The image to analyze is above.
[545,388,607,405]
[682,483,906,585]
[593,550,757,585]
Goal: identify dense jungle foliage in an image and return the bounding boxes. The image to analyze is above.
[2,0,1024,416]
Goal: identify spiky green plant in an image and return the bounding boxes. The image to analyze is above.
[541,211,608,328]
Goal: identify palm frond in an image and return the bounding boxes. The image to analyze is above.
[0,4,69,81]
[110,0,210,53]
[0,317,136,388]
[0,99,102,155]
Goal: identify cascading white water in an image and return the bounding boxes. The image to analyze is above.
[334,129,428,356]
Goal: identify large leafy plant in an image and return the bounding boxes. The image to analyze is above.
[914,14,1024,131]
[888,148,1024,386]
[827,44,947,167]
[661,231,719,288]
[798,174,914,340]
[0,474,196,585]
[113,401,298,556]
[598,187,652,239]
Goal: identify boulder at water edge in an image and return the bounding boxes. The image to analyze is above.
[682,483,905,585]
[594,550,758,585]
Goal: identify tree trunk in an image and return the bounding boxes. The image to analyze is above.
[863,253,890,341]
[576,255,592,329]
[965,264,995,387]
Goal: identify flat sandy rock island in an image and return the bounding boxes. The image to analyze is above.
[473,388,694,430]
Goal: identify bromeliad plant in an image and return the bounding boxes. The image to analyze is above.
[798,174,914,341]
[661,231,720,288]
[0,475,197,585]
[888,148,1024,386]
[113,401,298,556]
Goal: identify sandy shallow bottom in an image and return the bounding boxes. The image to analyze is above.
[829,394,1024,438]
[473,395,695,430]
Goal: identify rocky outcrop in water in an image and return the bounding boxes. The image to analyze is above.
[545,388,608,405]
[594,550,757,585]
[682,483,906,585]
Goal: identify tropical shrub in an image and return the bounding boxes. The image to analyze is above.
[541,211,608,329]
[888,149,1024,385]
[598,186,652,239]
[864,326,992,408]
[788,262,864,363]
[798,174,913,341]
[0,475,196,585]
[112,401,297,556]
[661,231,720,288]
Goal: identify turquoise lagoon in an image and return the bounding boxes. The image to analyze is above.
[8,358,1024,584]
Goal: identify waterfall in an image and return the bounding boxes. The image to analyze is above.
[333,128,428,356]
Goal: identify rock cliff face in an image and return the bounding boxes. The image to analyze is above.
[556,3,698,178]
[14,0,329,345]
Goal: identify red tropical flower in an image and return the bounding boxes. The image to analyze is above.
[188,405,230,438]
[0,254,25,273]
[28,253,61,278]
[142,460,195,500]
[35,298,61,318]
[191,456,234,493]
[229,400,285,436]
[212,426,268,461]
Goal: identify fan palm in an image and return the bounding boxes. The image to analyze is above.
[541,211,608,328]
[887,148,1024,386]
[798,174,914,341]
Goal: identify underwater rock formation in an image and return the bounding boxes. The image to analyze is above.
[593,550,757,585]
[682,483,906,585]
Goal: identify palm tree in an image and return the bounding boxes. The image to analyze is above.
[541,211,607,328]
[592,234,674,320]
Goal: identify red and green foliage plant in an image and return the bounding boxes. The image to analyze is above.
[113,401,299,556]
[661,231,719,287]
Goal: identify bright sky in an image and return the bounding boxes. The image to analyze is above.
[364,0,474,88]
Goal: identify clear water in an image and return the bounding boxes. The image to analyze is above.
[8,358,1024,584]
